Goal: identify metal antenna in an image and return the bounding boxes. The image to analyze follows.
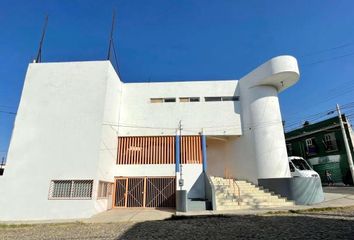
[107,10,116,60]
[35,15,49,63]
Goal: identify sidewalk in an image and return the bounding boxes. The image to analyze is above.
[85,186,354,223]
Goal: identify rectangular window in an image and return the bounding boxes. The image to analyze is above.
[150,98,176,103]
[98,181,113,199]
[286,143,293,155]
[205,97,222,102]
[305,138,317,156]
[205,96,239,102]
[179,97,200,102]
[221,96,239,101]
[49,180,93,199]
[164,98,176,103]
[150,98,163,103]
[323,133,338,152]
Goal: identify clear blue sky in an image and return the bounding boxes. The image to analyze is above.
[1,0,354,159]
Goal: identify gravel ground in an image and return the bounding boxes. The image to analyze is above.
[1,207,354,240]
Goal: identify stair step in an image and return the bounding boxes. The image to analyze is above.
[210,176,294,210]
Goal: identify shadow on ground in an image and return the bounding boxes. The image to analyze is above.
[118,214,354,240]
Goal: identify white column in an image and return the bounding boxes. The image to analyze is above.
[247,85,290,179]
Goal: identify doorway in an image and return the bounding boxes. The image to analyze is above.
[113,177,176,208]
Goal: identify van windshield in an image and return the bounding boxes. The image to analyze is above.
[291,159,311,170]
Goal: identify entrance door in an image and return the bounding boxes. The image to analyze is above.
[114,178,128,207]
[126,178,145,207]
[114,177,176,208]
[146,177,176,208]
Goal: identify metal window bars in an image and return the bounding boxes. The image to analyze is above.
[49,180,93,200]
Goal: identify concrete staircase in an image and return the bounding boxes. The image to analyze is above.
[210,176,294,210]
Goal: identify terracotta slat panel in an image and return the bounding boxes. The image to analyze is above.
[172,136,175,164]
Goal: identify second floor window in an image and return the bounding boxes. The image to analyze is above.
[323,133,338,152]
[305,138,317,155]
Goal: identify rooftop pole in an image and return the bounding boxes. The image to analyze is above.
[35,15,49,63]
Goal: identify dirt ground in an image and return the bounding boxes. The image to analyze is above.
[1,206,354,240]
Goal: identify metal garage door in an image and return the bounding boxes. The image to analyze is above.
[114,177,176,208]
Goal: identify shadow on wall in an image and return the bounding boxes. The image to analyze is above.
[118,214,354,239]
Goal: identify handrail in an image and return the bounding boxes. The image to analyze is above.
[224,168,241,206]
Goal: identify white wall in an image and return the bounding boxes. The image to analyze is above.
[119,80,241,136]
[206,137,228,177]
[94,63,123,213]
[0,61,121,221]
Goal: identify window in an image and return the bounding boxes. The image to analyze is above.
[205,96,239,102]
[221,96,239,101]
[150,98,163,103]
[289,162,295,172]
[164,98,176,103]
[49,180,93,199]
[179,97,200,102]
[323,133,338,152]
[305,138,317,155]
[291,158,312,170]
[150,98,176,103]
[98,181,113,199]
[286,143,293,155]
[190,97,200,102]
[205,97,222,102]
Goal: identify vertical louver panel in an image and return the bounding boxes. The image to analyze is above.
[117,136,202,164]
[180,136,202,164]
[117,136,176,164]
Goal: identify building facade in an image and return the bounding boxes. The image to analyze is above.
[0,56,305,221]
[285,115,354,184]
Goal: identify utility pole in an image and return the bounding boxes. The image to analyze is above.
[178,120,183,190]
[336,104,354,183]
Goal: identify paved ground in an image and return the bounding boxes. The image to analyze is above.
[1,186,354,239]
[1,206,354,239]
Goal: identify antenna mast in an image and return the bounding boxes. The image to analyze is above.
[107,10,116,60]
[35,15,49,63]
[106,10,121,77]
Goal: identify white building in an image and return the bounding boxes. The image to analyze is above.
[0,55,322,221]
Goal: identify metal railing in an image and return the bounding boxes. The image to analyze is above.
[224,168,241,205]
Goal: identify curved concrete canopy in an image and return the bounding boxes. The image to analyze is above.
[240,55,300,92]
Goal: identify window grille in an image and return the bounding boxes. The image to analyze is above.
[98,181,113,198]
[49,180,93,199]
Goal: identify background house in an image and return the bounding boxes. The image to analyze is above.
[285,115,354,185]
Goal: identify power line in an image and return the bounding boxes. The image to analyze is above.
[0,110,16,115]
[301,51,354,66]
[300,40,354,58]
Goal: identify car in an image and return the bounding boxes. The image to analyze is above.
[288,156,319,178]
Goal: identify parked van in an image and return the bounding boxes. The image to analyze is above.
[288,156,319,178]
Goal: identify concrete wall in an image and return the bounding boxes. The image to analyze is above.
[206,137,229,177]
[0,61,122,221]
[94,64,123,213]
[119,81,241,136]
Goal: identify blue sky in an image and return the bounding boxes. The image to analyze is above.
[1,0,354,159]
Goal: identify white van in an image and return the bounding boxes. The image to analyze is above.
[288,156,319,178]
